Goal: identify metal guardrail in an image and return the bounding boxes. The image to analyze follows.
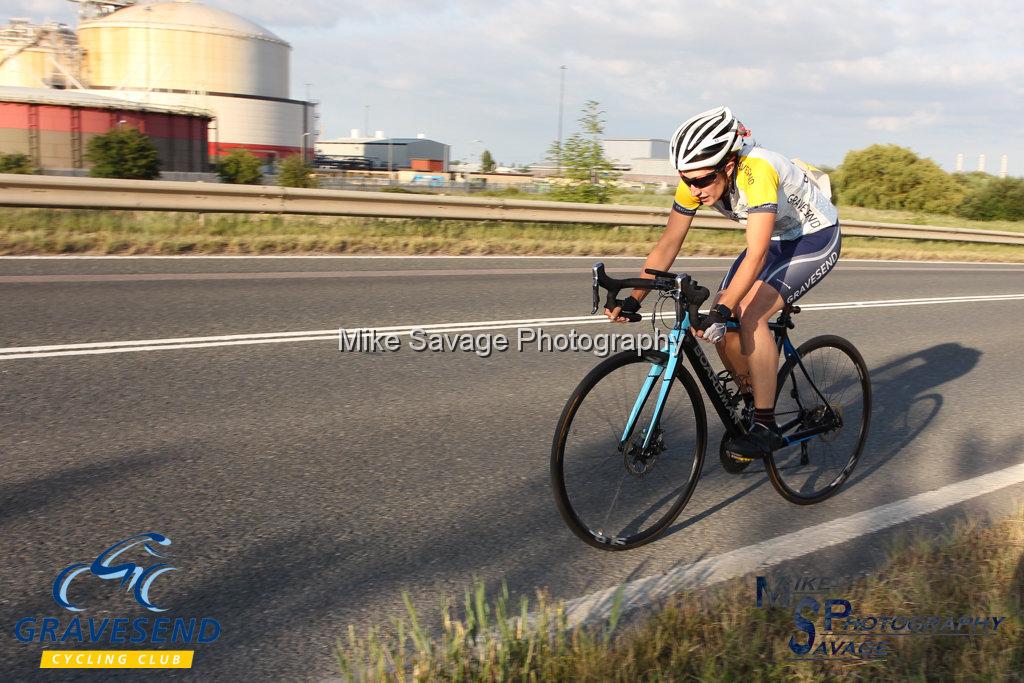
[2,174,1023,246]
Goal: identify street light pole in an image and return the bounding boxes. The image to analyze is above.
[557,65,566,171]
[470,139,481,171]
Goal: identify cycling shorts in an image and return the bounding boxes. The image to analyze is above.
[719,223,841,305]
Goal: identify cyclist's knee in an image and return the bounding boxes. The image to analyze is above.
[737,308,770,332]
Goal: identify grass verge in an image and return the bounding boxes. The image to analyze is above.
[605,192,1024,234]
[1,209,1022,262]
[337,508,1024,681]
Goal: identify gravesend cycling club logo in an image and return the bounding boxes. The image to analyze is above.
[53,532,176,612]
[13,532,221,670]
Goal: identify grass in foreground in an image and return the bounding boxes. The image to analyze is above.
[337,509,1024,681]
[1,209,1022,262]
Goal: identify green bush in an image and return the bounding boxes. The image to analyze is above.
[958,177,1024,221]
[85,126,161,180]
[480,149,496,173]
[833,144,962,214]
[216,149,262,185]
[0,152,37,174]
[951,171,994,195]
[277,154,318,188]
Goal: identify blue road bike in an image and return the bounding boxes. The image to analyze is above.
[551,264,871,550]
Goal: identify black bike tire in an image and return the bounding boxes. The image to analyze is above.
[551,350,708,550]
[765,334,871,505]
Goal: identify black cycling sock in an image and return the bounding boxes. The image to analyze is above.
[753,408,775,428]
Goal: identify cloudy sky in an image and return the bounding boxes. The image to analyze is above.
[5,0,1021,173]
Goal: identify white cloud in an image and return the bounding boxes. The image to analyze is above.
[1,0,1021,171]
[866,106,943,132]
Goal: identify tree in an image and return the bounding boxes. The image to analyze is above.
[277,154,318,188]
[958,177,1024,221]
[216,149,262,185]
[480,149,496,173]
[0,152,37,174]
[832,144,962,214]
[85,126,161,180]
[546,100,620,203]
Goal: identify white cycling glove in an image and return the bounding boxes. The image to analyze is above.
[701,304,731,344]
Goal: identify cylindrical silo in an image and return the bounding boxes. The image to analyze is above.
[77,0,314,163]
[0,19,81,89]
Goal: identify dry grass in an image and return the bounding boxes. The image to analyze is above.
[336,509,1024,681]
[0,209,1022,262]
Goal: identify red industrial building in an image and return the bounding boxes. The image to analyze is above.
[0,86,210,172]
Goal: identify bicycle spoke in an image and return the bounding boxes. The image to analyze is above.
[767,336,870,504]
[553,352,706,549]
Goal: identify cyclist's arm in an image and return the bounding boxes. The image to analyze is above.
[630,209,694,302]
[716,212,774,310]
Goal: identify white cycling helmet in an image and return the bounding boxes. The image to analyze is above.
[670,106,749,172]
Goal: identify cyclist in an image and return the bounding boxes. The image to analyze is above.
[605,106,841,458]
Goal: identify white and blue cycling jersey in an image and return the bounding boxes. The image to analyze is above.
[672,145,838,241]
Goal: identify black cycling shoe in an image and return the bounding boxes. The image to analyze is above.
[726,423,787,459]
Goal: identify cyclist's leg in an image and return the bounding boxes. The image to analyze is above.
[741,224,842,408]
[762,224,842,306]
[715,246,782,400]
[713,250,752,395]
[737,283,785,409]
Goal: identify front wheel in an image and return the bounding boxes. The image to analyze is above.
[551,351,707,550]
[766,335,871,504]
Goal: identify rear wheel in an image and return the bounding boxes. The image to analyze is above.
[766,335,871,504]
[551,351,707,550]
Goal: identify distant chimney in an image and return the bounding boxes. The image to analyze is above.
[1000,155,1008,178]
[416,133,426,139]
[978,154,986,173]
[375,130,384,139]
[350,128,361,138]
[955,153,964,172]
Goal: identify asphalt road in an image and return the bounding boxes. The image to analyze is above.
[2,255,1024,681]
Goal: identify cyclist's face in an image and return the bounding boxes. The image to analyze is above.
[681,160,732,204]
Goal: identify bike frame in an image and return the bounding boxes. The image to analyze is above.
[621,310,839,452]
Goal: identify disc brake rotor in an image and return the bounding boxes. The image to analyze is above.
[623,426,664,475]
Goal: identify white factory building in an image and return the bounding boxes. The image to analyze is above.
[0,0,316,164]
[316,131,449,172]
[601,138,676,179]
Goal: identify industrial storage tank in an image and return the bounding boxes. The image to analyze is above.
[0,19,81,89]
[77,0,314,162]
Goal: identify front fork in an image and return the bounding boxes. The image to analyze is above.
[620,324,687,452]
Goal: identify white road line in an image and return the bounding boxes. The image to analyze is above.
[0,255,1021,265]
[3,292,1024,360]
[562,462,1024,628]
[2,253,679,259]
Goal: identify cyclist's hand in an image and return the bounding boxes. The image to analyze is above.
[697,303,730,344]
[604,296,642,323]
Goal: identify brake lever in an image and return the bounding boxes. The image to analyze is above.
[591,263,602,314]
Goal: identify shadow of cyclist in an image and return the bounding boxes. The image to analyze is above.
[663,342,981,536]
[844,341,981,489]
